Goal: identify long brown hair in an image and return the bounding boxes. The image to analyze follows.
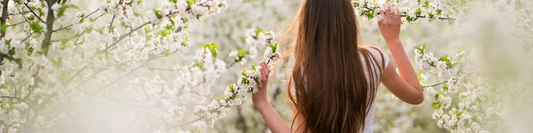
[281,0,386,132]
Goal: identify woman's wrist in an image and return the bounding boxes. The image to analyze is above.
[385,38,402,47]
[254,100,271,110]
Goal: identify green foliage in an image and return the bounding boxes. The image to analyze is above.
[84,27,93,33]
[431,102,443,109]
[29,21,43,32]
[254,28,263,36]
[269,43,278,52]
[57,4,68,17]
[194,59,204,69]
[153,9,162,18]
[414,43,426,53]
[237,49,246,61]
[200,43,218,57]
[417,70,423,82]
[0,24,6,33]
[187,0,195,5]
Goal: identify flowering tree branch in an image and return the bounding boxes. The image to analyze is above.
[24,3,46,23]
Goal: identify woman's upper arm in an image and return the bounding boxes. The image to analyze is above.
[295,112,306,133]
[381,60,424,104]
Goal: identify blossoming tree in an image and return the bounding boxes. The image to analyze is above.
[0,0,529,132]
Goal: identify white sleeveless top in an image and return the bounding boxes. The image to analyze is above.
[290,47,389,133]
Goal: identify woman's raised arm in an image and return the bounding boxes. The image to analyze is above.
[252,61,292,133]
[378,3,424,104]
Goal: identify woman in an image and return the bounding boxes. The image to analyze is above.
[253,0,423,132]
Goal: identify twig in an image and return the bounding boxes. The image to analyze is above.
[106,56,154,86]
[109,15,115,33]
[0,54,21,67]
[53,9,100,32]
[355,4,456,20]
[63,67,87,85]
[21,33,34,43]
[141,66,175,71]
[227,60,238,68]
[8,21,26,27]
[17,9,31,23]
[0,96,26,103]
[423,81,447,88]
[24,3,45,23]
[105,22,151,51]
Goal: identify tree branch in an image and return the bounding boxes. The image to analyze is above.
[422,81,447,88]
[1,0,10,38]
[0,96,26,103]
[141,66,174,71]
[24,3,46,23]
[41,0,57,55]
[53,9,100,32]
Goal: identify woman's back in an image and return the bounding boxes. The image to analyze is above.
[289,47,389,133]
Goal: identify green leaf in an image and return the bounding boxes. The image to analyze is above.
[194,59,204,69]
[241,71,247,76]
[187,0,195,5]
[60,38,72,46]
[84,27,93,33]
[270,43,278,52]
[251,65,256,70]
[158,28,169,36]
[255,28,263,36]
[425,1,429,8]
[26,43,33,56]
[57,4,68,17]
[221,94,225,99]
[431,102,443,109]
[36,48,47,55]
[70,5,79,9]
[29,21,43,32]
[153,9,162,18]
[417,70,423,81]
[0,24,6,33]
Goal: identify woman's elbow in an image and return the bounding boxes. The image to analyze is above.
[409,91,424,105]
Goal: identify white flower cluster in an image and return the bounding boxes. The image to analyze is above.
[414,44,457,77]
[0,0,235,132]
[416,45,500,133]
[175,44,227,104]
[353,0,457,23]
[227,28,274,65]
[191,29,281,132]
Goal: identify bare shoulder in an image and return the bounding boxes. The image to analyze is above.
[358,45,389,57]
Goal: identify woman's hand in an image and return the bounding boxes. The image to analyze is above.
[378,3,402,44]
[252,61,270,106]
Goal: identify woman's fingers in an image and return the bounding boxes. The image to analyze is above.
[388,3,396,20]
[387,3,393,19]
[383,3,389,19]
[396,6,401,22]
[379,4,385,21]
